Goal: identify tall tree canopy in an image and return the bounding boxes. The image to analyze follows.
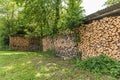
[15,0,84,37]
[0,0,84,46]
[0,0,21,45]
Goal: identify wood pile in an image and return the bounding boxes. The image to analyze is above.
[43,33,77,59]
[42,37,54,51]
[54,34,77,59]
[42,16,120,61]
[9,35,40,51]
[79,16,120,61]
[29,37,40,51]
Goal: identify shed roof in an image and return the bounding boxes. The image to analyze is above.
[86,3,120,22]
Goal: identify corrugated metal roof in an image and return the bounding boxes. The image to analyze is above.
[86,3,120,22]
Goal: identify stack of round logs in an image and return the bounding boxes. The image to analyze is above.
[9,35,40,51]
[42,37,54,51]
[42,33,78,59]
[79,16,120,61]
[54,34,77,59]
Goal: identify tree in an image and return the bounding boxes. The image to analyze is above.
[21,0,55,38]
[53,0,61,34]
[0,0,17,34]
[63,0,84,30]
[0,0,84,39]
[0,0,19,46]
[105,0,120,6]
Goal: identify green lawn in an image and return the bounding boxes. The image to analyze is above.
[0,51,118,80]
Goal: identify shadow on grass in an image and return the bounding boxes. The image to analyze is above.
[0,50,118,80]
[0,51,43,56]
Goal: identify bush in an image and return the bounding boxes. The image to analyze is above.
[0,18,9,47]
[43,49,56,56]
[73,54,120,78]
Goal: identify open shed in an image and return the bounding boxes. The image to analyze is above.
[9,35,40,51]
[78,3,120,61]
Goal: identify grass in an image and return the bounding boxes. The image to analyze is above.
[0,50,119,80]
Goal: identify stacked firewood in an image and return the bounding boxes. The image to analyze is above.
[9,35,40,51]
[54,34,77,59]
[42,37,54,51]
[79,16,120,61]
[29,37,40,51]
[43,34,77,59]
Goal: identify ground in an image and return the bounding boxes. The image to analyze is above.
[0,51,118,80]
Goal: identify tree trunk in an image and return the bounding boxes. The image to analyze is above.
[53,0,61,34]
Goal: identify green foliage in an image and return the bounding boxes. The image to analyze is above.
[105,0,120,6]
[0,18,9,46]
[73,32,80,42]
[0,0,84,47]
[43,49,57,57]
[73,54,120,78]
[64,0,84,30]
[0,51,117,80]
[74,51,82,60]
[15,0,84,37]
[0,0,24,46]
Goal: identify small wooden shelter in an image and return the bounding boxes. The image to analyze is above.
[9,35,40,51]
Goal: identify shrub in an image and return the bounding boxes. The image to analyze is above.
[43,49,56,57]
[73,54,120,78]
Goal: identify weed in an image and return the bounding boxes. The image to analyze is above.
[73,54,120,78]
